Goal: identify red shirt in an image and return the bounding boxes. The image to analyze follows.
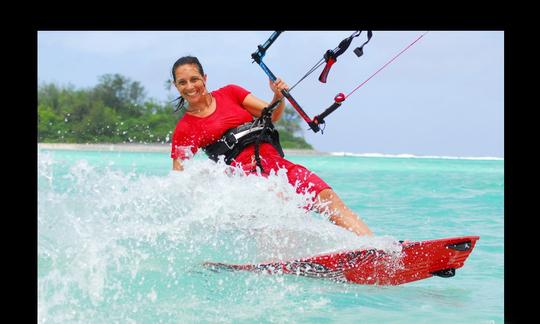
[171,84,280,166]
[171,84,331,198]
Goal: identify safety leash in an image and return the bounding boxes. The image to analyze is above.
[252,99,283,174]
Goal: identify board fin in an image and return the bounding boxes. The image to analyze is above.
[432,268,456,278]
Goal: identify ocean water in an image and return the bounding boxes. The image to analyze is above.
[37,149,504,323]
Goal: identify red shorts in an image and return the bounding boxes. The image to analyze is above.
[232,144,332,199]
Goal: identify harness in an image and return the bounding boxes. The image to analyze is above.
[202,105,284,171]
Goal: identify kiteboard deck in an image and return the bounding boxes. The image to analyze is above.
[203,236,479,285]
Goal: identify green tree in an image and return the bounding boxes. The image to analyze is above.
[275,105,313,149]
[275,105,303,136]
[37,74,312,149]
[92,74,147,117]
[38,103,64,142]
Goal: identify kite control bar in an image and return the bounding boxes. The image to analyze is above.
[251,31,321,133]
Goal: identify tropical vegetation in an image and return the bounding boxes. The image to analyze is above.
[38,74,313,149]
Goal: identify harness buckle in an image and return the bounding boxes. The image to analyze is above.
[222,134,238,150]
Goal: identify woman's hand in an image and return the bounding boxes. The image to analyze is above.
[269,78,289,99]
[242,78,289,122]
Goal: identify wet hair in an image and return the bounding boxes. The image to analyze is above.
[171,56,205,112]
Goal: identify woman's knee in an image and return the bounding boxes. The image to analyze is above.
[317,188,335,201]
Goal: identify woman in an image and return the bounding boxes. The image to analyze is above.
[170,56,373,237]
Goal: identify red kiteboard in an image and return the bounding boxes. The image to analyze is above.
[204,236,479,285]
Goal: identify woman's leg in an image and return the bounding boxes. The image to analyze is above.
[315,188,373,237]
[281,161,373,237]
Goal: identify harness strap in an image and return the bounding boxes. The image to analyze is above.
[252,106,277,173]
[202,118,284,169]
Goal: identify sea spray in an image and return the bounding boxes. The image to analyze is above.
[37,148,504,322]
[38,150,401,322]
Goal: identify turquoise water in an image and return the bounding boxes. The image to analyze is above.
[38,149,504,323]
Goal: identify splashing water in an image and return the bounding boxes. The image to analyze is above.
[38,150,401,323]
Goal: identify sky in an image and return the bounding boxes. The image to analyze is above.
[37,31,504,158]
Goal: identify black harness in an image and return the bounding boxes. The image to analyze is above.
[202,107,284,172]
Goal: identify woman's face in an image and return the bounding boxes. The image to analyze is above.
[174,64,208,105]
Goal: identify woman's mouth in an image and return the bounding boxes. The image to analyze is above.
[185,91,201,98]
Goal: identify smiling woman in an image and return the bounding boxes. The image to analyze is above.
[170,56,210,114]
[168,55,374,237]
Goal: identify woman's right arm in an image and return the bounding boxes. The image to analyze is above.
[172,158,184,171]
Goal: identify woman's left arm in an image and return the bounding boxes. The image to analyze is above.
[242,78,288,122]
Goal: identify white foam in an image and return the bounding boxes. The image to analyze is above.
[38,152,392,266]
[36,151,403,322]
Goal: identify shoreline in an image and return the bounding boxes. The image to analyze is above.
[37,143,503,160]
[37,143,329,156]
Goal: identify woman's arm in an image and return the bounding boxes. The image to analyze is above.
[172,158,184,171]
[242,78,288,122]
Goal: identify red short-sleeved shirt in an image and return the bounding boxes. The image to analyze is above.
[171,84,251,159]
[171,84,331,198]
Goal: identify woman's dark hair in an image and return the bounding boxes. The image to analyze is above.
[171,56,205,112]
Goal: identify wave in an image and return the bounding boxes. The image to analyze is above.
[328,152,504,161]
